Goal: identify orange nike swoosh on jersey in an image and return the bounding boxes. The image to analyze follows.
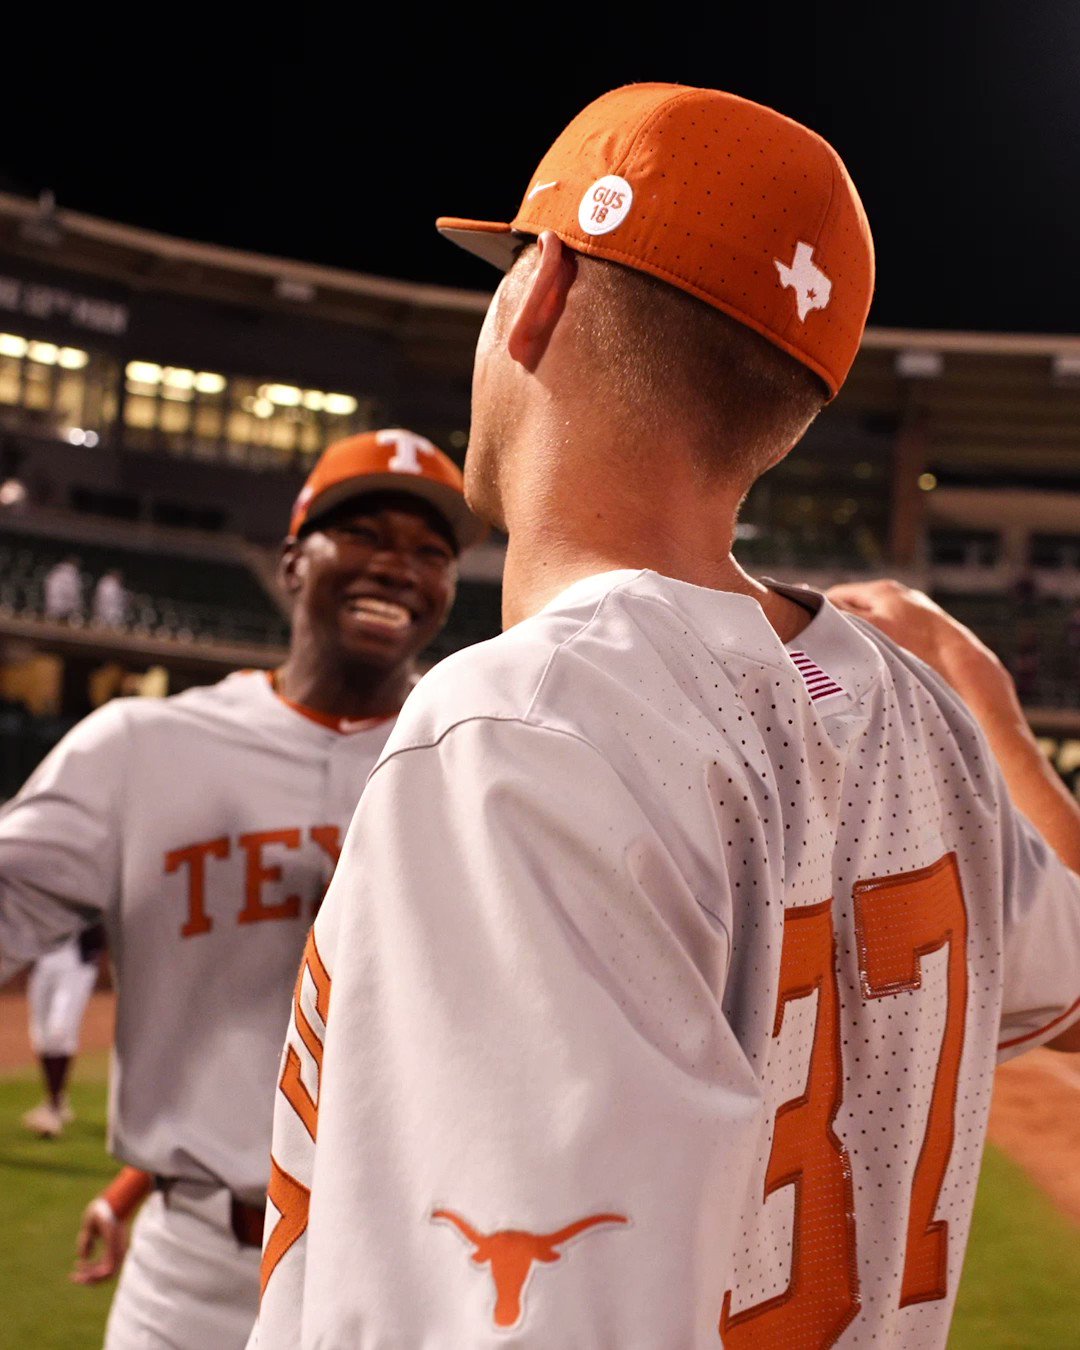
[431,1207,628,1328]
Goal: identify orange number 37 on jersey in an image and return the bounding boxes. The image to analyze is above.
[721,853,968,1349]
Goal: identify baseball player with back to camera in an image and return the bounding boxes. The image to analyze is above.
[251,85,1080,1349]
[0,429,483,1347]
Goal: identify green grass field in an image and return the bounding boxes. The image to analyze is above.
[0,1053,115,1348]
[1,1055,1078,1347]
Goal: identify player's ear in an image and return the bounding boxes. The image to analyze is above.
[506,232,576,372]
[279,536,306,598]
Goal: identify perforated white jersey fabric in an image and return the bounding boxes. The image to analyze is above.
[252,570,1080,1349]
[0,671,393,1201]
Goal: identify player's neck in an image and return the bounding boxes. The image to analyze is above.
[273,652,413,721]
[499,453,809,641]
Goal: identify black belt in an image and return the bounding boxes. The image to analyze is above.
[154,1175,266,1248]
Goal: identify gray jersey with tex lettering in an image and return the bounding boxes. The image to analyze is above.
[0,671,391,1201]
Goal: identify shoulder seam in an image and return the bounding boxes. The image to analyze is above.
[368,713,603,782]
[365,715,733,937]
[521,575,644,724]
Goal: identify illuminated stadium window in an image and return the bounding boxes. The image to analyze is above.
[22,357,53,411]
[0,331,116,444]
[0,352,20,405]
[192,400,225,460]
[122,364,374,468]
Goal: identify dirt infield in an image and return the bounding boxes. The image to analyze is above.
[0,990,114,1071]
[988,1049,1080,1227]
[1,991,1078,1228]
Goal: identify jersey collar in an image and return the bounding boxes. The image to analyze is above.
[266,671,396,736]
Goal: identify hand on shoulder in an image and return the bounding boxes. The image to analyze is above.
[827,579,1022,728]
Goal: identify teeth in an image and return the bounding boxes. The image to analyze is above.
[348,598,411,629]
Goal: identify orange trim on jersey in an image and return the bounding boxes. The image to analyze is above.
[279,928,332,1141]
[266,671,396,736]
[261,1156,310,1299]
[998,993,1080,1051]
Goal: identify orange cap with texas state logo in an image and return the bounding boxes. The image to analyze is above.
[437,83,874,396]
[289,428,485,550]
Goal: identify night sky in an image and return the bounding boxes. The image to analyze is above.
[4,4,1078,335]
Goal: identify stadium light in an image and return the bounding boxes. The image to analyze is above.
[57,347,89,370]
[163,367,196,390]
[323,393,358,416]
[0,333,29,359]
[896,350,943,379]
[27,341,59,365]
[194,371,227,395]
[264,383,303,406]
[275,277,316,302]
[1052,353,1080,383]
[302,390,325,411]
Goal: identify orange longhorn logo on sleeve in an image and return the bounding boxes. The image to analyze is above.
[431,1208,628,1329]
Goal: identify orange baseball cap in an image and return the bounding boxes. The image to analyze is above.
[289,428,485,550]
[438,83,874,396]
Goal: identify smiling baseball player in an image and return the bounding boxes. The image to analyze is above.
[252,85,1080,1348]
[0,428,482,1348]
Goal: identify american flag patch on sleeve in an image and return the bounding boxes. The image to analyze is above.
[788,651,847,702]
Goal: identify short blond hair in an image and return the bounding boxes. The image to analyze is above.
[564,252,827,487]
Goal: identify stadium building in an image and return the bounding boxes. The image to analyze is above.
[0,189,1077,798]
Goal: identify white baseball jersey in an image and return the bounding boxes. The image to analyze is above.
[253,569,1080,1349]
[0,671,394,1202]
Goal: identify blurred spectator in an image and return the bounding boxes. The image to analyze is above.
[89,661,128,708]
[43,556,83,622]
[92,569,127,628]
[142,665,169,698]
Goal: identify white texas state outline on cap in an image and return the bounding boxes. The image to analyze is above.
[774,242,832,322]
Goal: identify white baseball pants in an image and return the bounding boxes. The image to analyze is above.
[104,1188,260,1349]
[27,938,97,1057]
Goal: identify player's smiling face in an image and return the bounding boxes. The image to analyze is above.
[282,492,458,671]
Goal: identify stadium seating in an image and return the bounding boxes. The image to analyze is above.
[0,533,287,647]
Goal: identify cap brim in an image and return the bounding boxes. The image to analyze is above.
[436,218,525,272]
[301,474,488,552]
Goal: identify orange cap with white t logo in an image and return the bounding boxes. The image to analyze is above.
[289,428,485,550]
[437,83,874,396]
